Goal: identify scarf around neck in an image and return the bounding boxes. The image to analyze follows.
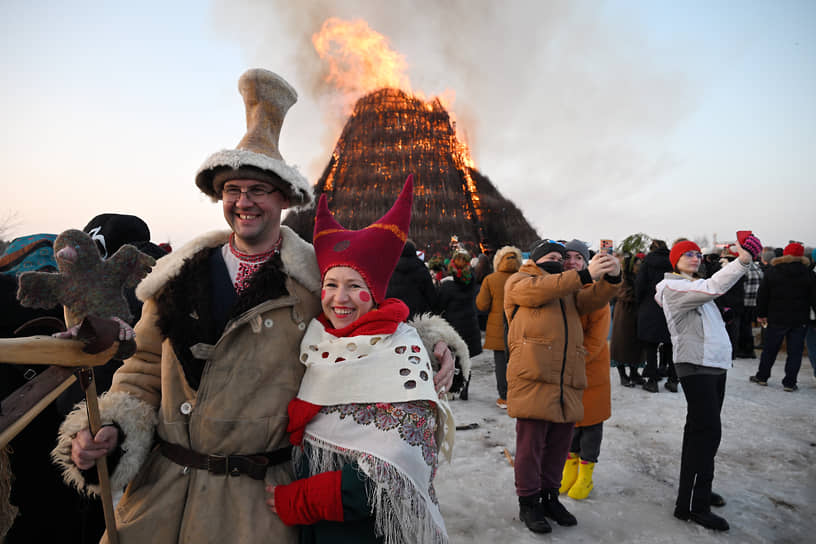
[317,298,409,337]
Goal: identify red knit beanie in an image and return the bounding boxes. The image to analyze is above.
[669,240,702,269]
[783,242,804,257]
[313,175,413,303]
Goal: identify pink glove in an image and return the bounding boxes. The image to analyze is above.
[739,234,762,259]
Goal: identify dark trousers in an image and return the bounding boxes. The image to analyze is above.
[737,306,758,355]
[569,422,603,463]
[676,372,726,514]
[515,418,574,496]
[806,325,816,377]
[644,341,676,381]
[493,350,508,399]
[756,324,806,388]
[724,308,742,358]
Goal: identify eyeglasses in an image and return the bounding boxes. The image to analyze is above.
[682,251,703,259]
[221,185,279,202]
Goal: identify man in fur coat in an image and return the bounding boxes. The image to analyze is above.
[53,69,458,544]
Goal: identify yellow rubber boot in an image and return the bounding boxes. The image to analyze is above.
[567,460,595,500]
[559,453,579,494]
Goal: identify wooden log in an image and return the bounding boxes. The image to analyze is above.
[0,366,76,449]
[0,336,118,367]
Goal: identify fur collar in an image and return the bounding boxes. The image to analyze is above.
[136,226,321,301]
[770,254,809,267]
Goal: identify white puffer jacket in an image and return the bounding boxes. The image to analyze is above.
[655,258,749,369]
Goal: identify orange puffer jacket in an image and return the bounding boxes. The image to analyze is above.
[504,262,618,423]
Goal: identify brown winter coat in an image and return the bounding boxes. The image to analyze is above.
[476,246,522,351]
[575,300,611,428]
[504,262,619,423]
[54,228,323,544]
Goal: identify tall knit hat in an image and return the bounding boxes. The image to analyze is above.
[669,240,702,268]
[195,69,312,208]
[564,239,590,265]
[783,242,804,257]
[313,176,414,303]
[529,239,566,262]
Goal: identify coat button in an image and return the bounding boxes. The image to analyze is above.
[264,318,274,328]
[298,322,306,331]
[180,402,192,415]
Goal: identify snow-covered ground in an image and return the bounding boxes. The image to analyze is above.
[435,350,816,543]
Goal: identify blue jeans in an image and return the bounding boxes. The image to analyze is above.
[756,324,806,388]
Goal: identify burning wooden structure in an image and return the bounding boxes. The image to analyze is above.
[283,88,540,257]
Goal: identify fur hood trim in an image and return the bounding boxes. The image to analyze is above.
[135,226,321,301]
[52,391,157,497]
[493,245,522,272]
[196,149,312,208]
[408,313,471,380]
[770,255,810,267]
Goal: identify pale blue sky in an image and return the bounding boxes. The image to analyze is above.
[2,1,814,250]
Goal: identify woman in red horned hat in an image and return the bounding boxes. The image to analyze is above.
[266,175,454,544]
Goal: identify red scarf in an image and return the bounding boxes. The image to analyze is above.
[317,298,409,338]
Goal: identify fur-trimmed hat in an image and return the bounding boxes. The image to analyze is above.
[492,245,522,272]
[564,239,590,265]
[783,242,804,257]
[195,69,312,208]
[670,240,701,268]
[529,239,566,263]
[313,176,414,303]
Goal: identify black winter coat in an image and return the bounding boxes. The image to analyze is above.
[434,278,483,358]
[756,255,816,327]
[635,248,672,344]
[385,251,435,319]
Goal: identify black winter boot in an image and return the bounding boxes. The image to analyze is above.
[458,376,470,400]
[617,365,631,387]
[674,508,729,531]
[540,488,577,526]
[518,495,552,533]
[628,366,646,386]
[664,379,678,393]
[643,379,659,393]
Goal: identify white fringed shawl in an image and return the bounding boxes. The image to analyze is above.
[296,320,453,543]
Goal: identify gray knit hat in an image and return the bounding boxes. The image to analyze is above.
[564,239,590,265]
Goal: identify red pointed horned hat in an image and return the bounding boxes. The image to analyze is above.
[313,175,413,303]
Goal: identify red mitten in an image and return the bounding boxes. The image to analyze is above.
[274,471,344,526]
[287,398,322,446]
[737,231,762,259]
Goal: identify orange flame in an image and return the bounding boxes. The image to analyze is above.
[314,18,482,243]
[313,18,414,107]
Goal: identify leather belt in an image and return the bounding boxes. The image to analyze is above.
[157,438,292,480]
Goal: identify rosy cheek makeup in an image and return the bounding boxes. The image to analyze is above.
[358,291,371,302]
[321,289,326,300]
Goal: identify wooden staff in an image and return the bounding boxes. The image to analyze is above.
[77,368,119,544]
